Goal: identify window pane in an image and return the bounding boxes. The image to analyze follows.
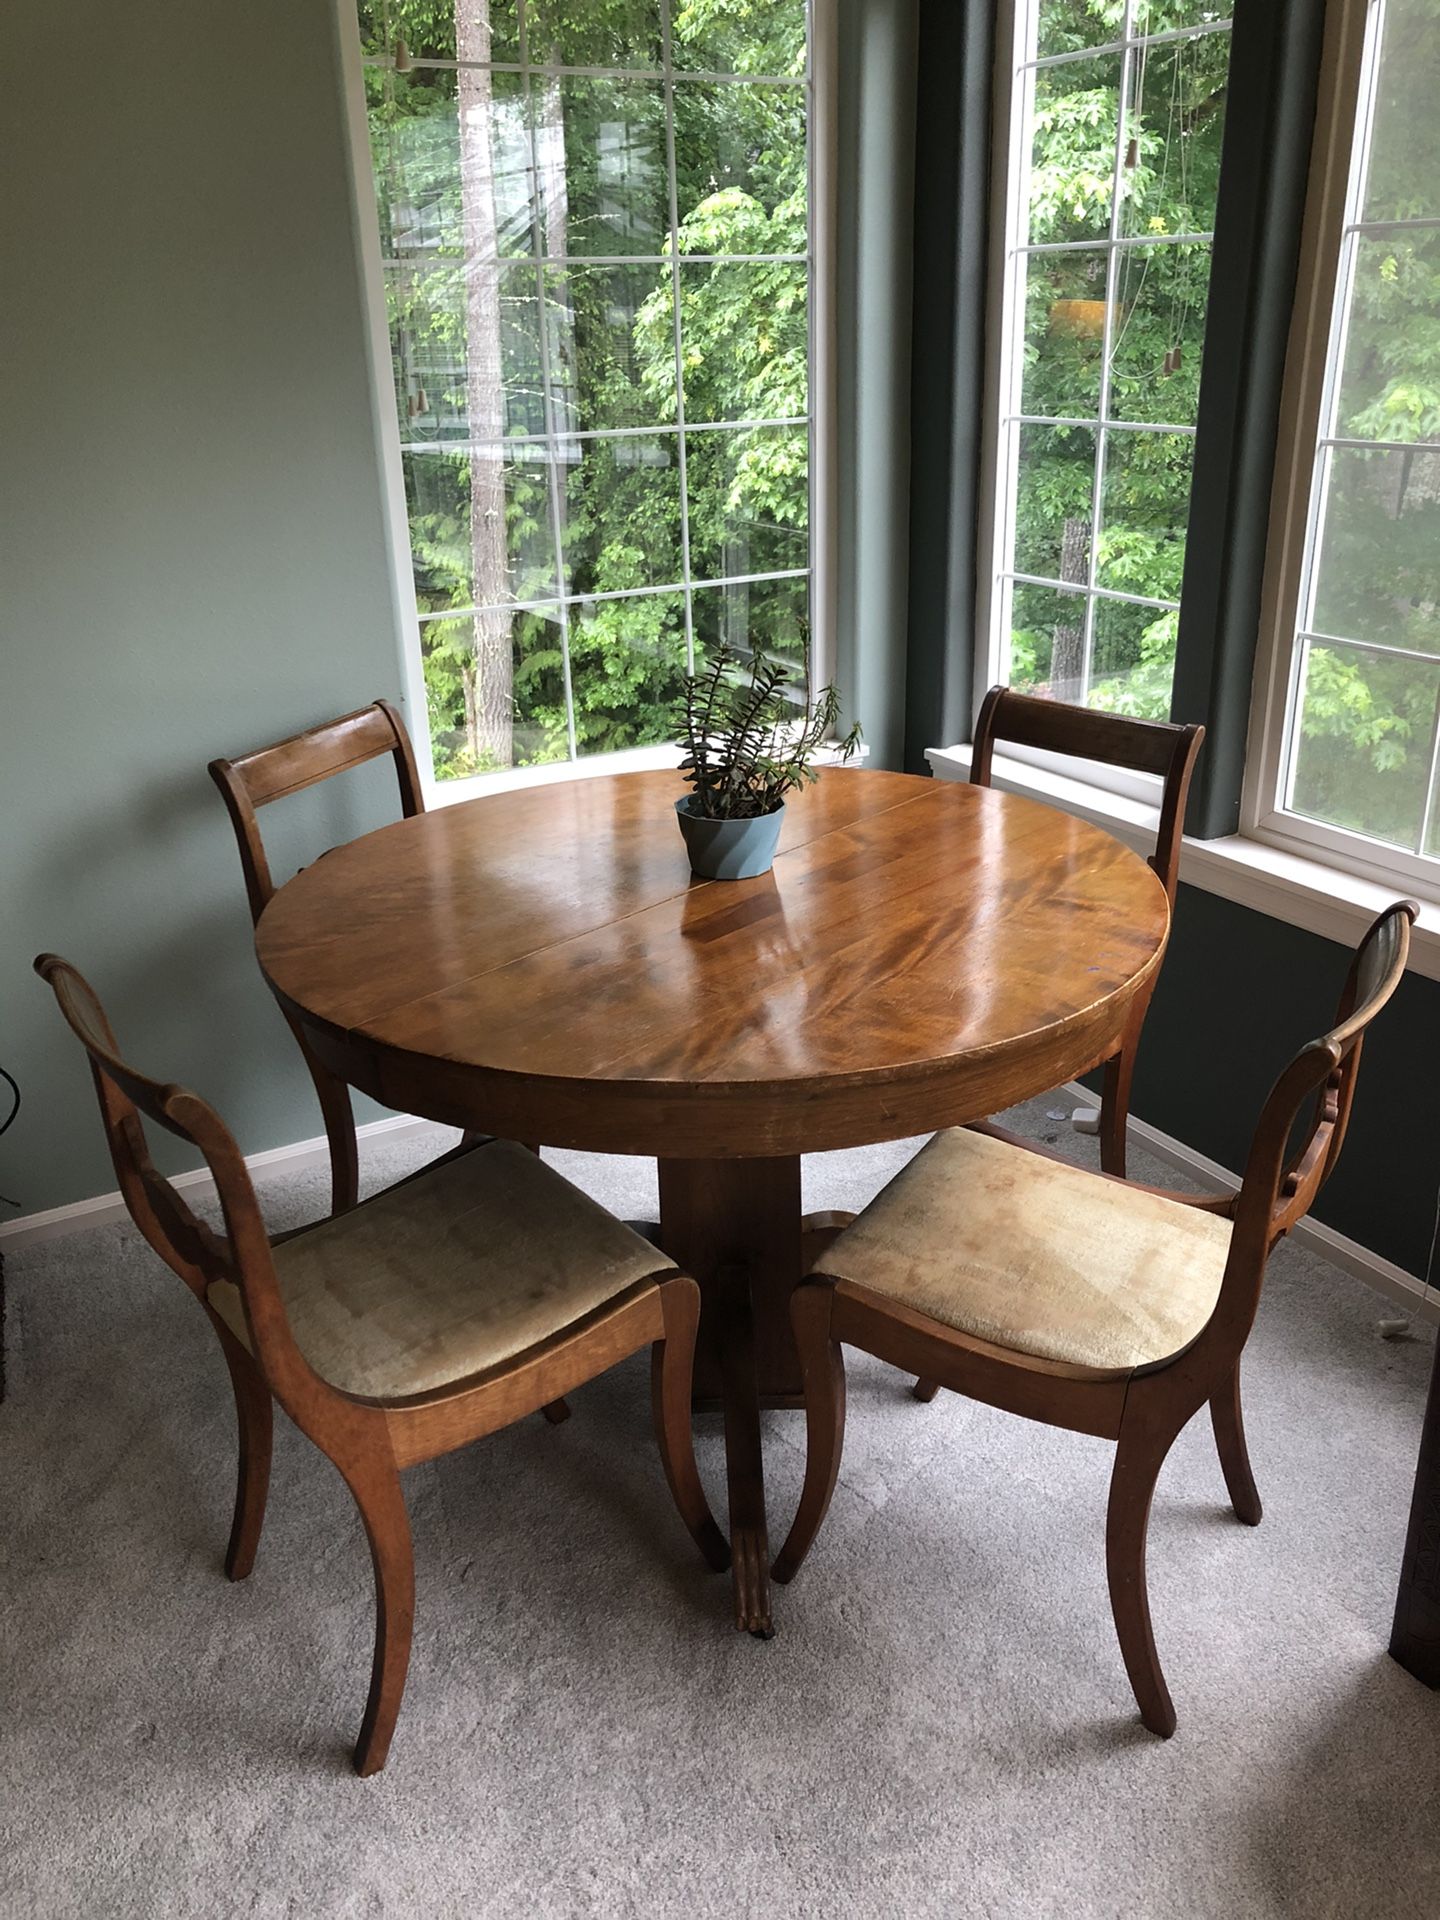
[1362,0,1440,224]
[1118,29,1229,240]
[1013,423,1096,583]
[526,0,662,69]
[1005,581,1089,700]
[570,593,689,755]
[1096,428,1191,599]
[1021,248,1108,420]
[692,575,811,685]
[534,77,668,257]
[371,69,533,261]
[679,260,808,423]
[405,446,557,608]
[1290,641,1440,847]
[1026,54,1123,246]
[672,82,806,252]
[1035,1,1122,62]
[1108,240,1211,425]
[422,606,570,778]
[390,261,545,440]
[366,2,523,64]
[672,0,806,76]
[1335,231,1440,444]
[1089,595,1178,718]
[686,425,809,581]
[546,263,672,433]
[1310,447,1440,656]
[561,434,683,595]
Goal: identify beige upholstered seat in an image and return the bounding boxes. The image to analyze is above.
[208,1140,667,1401]
[818,1127,1232,1375]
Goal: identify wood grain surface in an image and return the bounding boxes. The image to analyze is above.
[257,768,1169,1159]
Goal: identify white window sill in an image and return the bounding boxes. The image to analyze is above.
[926,743,1440,985]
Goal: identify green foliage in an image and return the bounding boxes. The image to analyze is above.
[677,642,860,818]
[1012,1,1228,716]
[365,0,810,779]
[1019,0,1440,852]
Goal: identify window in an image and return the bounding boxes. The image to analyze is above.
[352,1,816,785]
[1250,0,1440,884]
[984,2,1232,719]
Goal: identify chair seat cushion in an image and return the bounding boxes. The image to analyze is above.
[207,1141,666,1401]
[817,1127,1233,1375]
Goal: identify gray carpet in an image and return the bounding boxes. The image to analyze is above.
[2,1096,1437,1919]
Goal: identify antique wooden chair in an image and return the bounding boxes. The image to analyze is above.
[36,955,728,1776]
[908,687,1205,1406]
[968,685,1204,1177]
[209,700,424,1219]
[775,901,1415,1737]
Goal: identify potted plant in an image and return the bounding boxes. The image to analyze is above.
[674,643,862,880]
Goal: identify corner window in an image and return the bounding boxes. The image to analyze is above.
[352,1,817,784]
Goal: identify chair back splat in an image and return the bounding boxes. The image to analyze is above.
[32,953,304,1395]
[208,699,423,924]
[1215,899,1418,1348]
[969,684,1203,901]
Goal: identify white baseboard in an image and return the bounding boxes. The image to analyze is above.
[0,1114,449,1251]
[1061,1082,1438,1326]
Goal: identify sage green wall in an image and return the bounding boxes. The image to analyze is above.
[1,0,409,1216]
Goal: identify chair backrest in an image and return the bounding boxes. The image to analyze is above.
[1210,900,1417,1350]
[208,700,424,923]
[34,955,308,1397]
[969,685,1204,902]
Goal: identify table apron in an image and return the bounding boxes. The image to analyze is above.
[293,996,1139,1158]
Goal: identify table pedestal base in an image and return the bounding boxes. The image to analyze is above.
[658,1157,833,1636]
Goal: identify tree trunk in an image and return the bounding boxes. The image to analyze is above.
[457,3,513,768]
[1051,515,1088,701]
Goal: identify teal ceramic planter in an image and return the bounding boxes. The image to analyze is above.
[675,796,786,880]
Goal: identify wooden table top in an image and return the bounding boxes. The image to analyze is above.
[257,768,1169,1156]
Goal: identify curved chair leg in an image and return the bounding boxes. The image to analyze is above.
[541,1398,572,1425]
[1210,1363,1263,1525]
[1106,1420,1182,1738]
[219,1332,272,1583]
[1099,1042,1134,1179]
[911,1377,940,1403]
[652,1279,730,1572]
[772,1283,846,1585]
[338,1454,415,1778]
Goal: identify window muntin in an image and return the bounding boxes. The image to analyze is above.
[1275,0,1440,863]
[357,2,812,782]
[989,1,1231,720]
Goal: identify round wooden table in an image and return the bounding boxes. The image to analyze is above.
[258,767,1169,1633]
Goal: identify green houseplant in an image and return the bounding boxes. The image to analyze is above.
[674,643,862,879]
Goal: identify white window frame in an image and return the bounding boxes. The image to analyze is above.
[973,0,1232,804]
[1243,0,1440,903]
[337,0,837,806]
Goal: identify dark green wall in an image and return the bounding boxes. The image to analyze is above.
[1124,887,1440,1277]
[1,0,408,1216]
